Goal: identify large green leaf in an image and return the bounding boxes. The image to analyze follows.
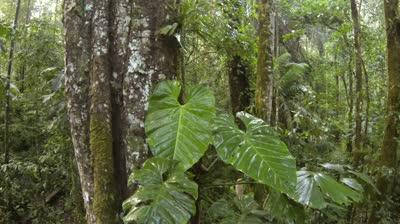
[294,171,363,209]
[340,178,364,192]
[145,81,215,170]
[320,164,380,194]
[123,158,198,224]
[213,112,297,194]
[348,170,380,194]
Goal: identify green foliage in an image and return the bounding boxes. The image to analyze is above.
[348,170,380,193]
[213,112,297,194]
[207,194,266,224]
[1,0,393,222]
[294,171,362,209]
[265,190,305,224]
[123,158,198,224]
[320,163,380,194]
[126,79,370,223]
[145,81,215,170]
[0,1,82,223]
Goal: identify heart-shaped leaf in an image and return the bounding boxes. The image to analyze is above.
[213,112,297,194]
[294,171,362,209]
[348,170,380,194]
[145,81,216,170]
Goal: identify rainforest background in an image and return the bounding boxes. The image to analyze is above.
[0,0,399,223]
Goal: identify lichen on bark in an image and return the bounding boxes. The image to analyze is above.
[123,0,180,172]
[64,0,95,222]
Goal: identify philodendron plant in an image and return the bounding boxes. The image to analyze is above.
[122,81,368,224]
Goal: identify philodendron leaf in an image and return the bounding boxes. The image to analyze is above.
[145,81,215,170]
[348,170,380,194]
[295,171,326,209]
[294,171,363,209]
[341,178,364,192]
[213,112,297,194]
[123,157,198,224]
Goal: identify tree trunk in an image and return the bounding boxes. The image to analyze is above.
[225,0,251,116]
[362,60,370,147]
[89,1,119,222]
[255,0,273,123]
[368,0,400,222]
[270,3,279,127]
[335,66,340,142]
[64,0,97,222]
[228,56,252,115]
[18,0,31,93]
[380,26,399,167]
[346,58,354,153]
[3,0,21,164]
[124,0,180,172]
[350,0,364,166]
[277,15,303,63]
[63,0,180,222]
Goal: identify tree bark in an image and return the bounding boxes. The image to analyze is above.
[89,1,120,222]
[335,63,340,142]
[64,0,95,222]
[368,0,400,222]
[270,3,279,127]
[350,0,364,166]
[255,0,273,123]
[63,0,180,222]
[226,0,251,116]
[380,1,400,169]
[3,0,21,164]
[124,0,180,172]
[362,59,370,147]
[18,0,31,93]
[277,15,303,63]
[228,56,252,115]
[346,58,354,153]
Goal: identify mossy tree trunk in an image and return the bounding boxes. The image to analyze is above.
[255,0,273,123]
[64,0,180,223]
[89,1,119,222]
[350,0,364,166]
[379,0,400,170]
[368,0,400,222]
[271,3,279,127]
